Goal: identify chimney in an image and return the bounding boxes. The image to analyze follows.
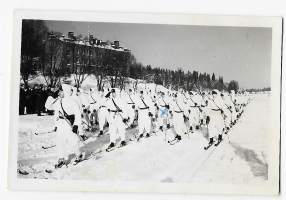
[114,40,120,49]
[48,32,57,40]
[89,34,94,44]
[60,34,65,40]
[68,32,75,40]
[96,39,102,45]
[92,38,97,45]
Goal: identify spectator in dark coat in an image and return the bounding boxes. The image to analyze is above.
[19,85,25,115]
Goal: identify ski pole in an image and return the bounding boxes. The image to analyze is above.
[81,120,93,130]
[34,127,57,135]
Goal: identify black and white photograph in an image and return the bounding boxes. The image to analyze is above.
[7,11,282,195]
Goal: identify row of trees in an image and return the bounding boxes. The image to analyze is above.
[20,20,240,92]
[246,87,271,93]
[128,62,231,91]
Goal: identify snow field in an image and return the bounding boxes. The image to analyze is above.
[17,94,270,185]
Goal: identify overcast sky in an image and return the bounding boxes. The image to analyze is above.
[45,20,272,89]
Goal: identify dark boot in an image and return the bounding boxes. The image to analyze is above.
[159,126,163,131]
[105,122,109,127]
[107,142,115,150]
[73,153,85,165]
[98,130,103,137]
[18,168,29,175]
[209,137,214,145]
[120,140,126,147]
[218,134,222,142]
[175,134,182,141]
[80,135,88,141]
[55,158,65,169]
[145,133,150,138]
[137,134,144,141]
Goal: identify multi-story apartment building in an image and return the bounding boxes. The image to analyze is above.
[47,31,131,72]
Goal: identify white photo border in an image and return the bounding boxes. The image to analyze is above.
[8,10,283,195]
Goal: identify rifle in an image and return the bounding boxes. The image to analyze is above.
[185,90,203,112]
[111,99,131,128]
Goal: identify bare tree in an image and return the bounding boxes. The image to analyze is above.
[102,49,131,89]
[92,48,107,91]
[72,43,92,88]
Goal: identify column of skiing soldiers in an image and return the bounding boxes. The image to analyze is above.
[44,84,250,169]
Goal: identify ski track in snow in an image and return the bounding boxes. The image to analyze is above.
[17,94,270,184]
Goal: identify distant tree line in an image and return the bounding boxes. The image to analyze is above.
[128,60,230,91]
[246,87,271,93]
[20,19,240,92]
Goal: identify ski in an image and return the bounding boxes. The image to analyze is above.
[45,153,90,173]
[42,144,56,149]
[214,139,223,147]
[167,137,176,143]
[117,143,128,149]
[184,131,191,139]
[128,135,139,142]
[45,164,69,174]
[97,133,104,137]
[204,142,214,150]
[105,143,124,152]
[18,168,29,175]
[106,146,116,152]
[45,161,68,174]
[45,169,53,173]
[136,134,144,142]
[106,143,127,152]
[35,130,55,135]
[168,138,180,145]
[72,156,90,166]
[134,132,153,142]
[45,136,136,172]
[42,126,157,175]
[214,134,223,146]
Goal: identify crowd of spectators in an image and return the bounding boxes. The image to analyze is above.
[19,84,59,115]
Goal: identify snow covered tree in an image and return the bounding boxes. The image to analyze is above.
[192,71,199,84]
[154,68,163,86]
[211,73,216,82]
[228,80,239,92]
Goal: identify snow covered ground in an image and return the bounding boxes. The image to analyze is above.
[17,94,270,185]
